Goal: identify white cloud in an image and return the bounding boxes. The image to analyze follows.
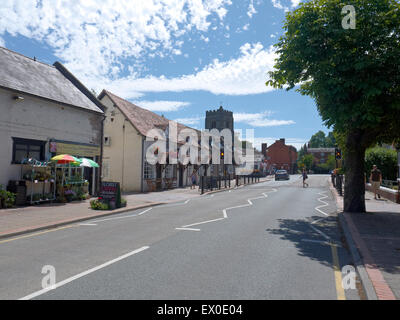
[271,0,289,12]
[134,100,190,112]
[174,116,203,126]
[291,0,301,7]
[247,0,257,18]
[95,42,278,97]
[0,0,232,80]
[243,24,250,31]
[234,111,295,127]
[271,0,300,11]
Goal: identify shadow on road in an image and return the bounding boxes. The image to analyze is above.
[266,216,342,268]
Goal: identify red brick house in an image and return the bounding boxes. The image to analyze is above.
[263,139,298,174]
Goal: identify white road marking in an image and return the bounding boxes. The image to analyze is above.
[19,246,150,300]
[301,238,342,247]
[309,224,331,241]
[79,223,97,226]
[176,227,201,232]
[90,208,153,224]
[315,191,330,216]
[182,218,225,228]
[178,188,278,230]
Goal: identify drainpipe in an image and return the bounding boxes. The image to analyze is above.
[98,114,106,196]
[122,119,127,191]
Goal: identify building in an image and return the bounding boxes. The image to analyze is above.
[306,147,335,165]
[205,106,234,133]
[205,105,235,177]
[99,90,199,193]
[0,47,104,195]
[264,139,298,174]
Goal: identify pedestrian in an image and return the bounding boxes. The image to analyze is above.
[302,168,309,188]
[191,170,198,189]
[370,165,382,199]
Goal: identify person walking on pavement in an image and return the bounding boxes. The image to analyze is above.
[302,168,309,188]
[370,165,382,199]
[191,170,198,189]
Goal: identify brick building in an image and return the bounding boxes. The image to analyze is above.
[263,139,298,174]
[306,147,335,165]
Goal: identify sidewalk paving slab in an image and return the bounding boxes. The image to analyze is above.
[332,184,400,300]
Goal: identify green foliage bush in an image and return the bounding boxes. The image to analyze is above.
[0,185,16,208]
[365,147,397,181]
[90,200,109,210]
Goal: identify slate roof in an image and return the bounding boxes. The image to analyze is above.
[307,148,335,153]
[0,47,103,114]
[100,90,197,138]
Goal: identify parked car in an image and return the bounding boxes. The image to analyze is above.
[275,170,290,181]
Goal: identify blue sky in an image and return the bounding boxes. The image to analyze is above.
[0,0,329,150]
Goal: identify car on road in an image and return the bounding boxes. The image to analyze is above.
[275,170,290,181]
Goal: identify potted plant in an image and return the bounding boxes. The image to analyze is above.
[64,190,75,202]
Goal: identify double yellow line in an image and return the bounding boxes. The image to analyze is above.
[0,225,76,245]
[331,244,346,300]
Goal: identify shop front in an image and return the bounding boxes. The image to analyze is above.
[49,140,101,195]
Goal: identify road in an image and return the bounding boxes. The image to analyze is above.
[0,175,361,300]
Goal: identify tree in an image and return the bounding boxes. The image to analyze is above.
[316,154,336,173]
[325,132,336,148]
[365,146,398,181]
[298,154,314,171]
[309,131,327,148]
[267,0,400,212]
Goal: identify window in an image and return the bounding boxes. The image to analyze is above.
[144,162,154,179]
[165,165,177,178]
[12,137,46,164]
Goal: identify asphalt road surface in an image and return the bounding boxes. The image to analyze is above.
[0,175,362,300]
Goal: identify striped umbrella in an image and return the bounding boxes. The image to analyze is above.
[79,158,99,168]
[50,154,81,165]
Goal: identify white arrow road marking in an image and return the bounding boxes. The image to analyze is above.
[19,246,150,300]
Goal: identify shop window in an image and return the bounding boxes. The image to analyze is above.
[12,137,46,164]
[144,162,154,179]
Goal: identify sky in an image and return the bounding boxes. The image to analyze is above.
[0,0,330,150]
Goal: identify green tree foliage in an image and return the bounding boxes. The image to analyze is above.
[309,131,327,148]
[365,147,398,181]
[309,130,337,147]
[316,154,336,173]
[298,154,314,170]
[267,0,400,212]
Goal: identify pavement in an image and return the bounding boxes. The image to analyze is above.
[333,185,400,300]
[0,175,362,300]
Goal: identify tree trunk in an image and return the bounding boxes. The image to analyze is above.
[344,130,366,213]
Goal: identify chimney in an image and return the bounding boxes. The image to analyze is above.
[280,138,285,144]
[262,143,268,157]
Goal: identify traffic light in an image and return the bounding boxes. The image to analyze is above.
[220,152,224,160]
[335,148,342,160]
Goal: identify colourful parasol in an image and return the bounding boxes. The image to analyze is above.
[50,154,81,165]
[79,158,99,168]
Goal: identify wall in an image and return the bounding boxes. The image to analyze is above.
[0,88,102,188]
[100,94,143,192]
[266,139,297,174]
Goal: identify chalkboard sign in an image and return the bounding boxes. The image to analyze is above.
[100,181,121,208]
